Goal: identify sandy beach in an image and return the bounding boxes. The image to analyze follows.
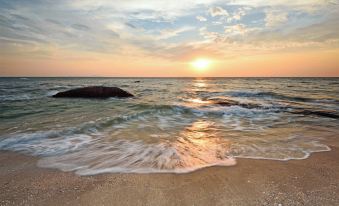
[1,136,338,206]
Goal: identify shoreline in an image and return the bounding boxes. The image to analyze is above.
[1,137,338,206]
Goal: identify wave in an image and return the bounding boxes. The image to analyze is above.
[227,91,318,102]
[328,82,339,85]
[0,131,94,156]
[198,97,339,119]
[37,138,236,175]
[46,90,59,97]
[0,126,330,175]
[0,94,36,102]
[0,89,61,102]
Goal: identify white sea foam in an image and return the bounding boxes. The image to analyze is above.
[37,138,236,175]
[0,131,94,156]
[0,94,33,101]
[0,118,332,175]
[46,90,59,97]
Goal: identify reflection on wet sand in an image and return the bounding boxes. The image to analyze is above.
[37,120,236,174]
[173,120,235,169]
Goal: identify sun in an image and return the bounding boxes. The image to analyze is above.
[191,59,211,70]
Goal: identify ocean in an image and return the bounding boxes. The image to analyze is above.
[0,77,338,175]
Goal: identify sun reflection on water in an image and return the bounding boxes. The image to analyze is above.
[187,98,209,104]
[194,82,207,88]
[193,79,209,88]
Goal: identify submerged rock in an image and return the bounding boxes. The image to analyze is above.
[52,86,134,98]
[208,97,261,109]
[290,109,339,119]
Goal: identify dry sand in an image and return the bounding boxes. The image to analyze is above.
[1,137,338,206]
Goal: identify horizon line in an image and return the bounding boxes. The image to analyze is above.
[0,76,338,78]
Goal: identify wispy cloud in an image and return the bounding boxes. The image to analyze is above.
[209,6,229,17]
[265,10,288,27]
[72,24,91,31]
[196,16,207,22]
[0,0,338,62]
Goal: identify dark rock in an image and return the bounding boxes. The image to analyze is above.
[52,86,134,98]
[134,81,141,83]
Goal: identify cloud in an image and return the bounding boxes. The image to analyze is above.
[207,6,248,24]
[69,0,221,21]
[224,0,332,7]
[196,15,207,22]
[199,27,219,42]
[125,22,137,29]
[157,27,194,40]
[224,24,249,35]
[209,6,229,17]
[45,18,62,26]
[0,0,338,62]
[72,24,91,31]
[226,7,248,23]
[107,30,120,38]
[11,14,30,21]
[233,8,247,20]
[265,10,288,27]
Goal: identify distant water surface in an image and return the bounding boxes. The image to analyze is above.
[0,77,338,175]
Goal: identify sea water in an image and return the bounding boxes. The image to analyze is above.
[0,77,338,175]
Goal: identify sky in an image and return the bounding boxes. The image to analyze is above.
[0,0,338,77]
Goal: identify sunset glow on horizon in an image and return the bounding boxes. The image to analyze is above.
[0,0,338,77]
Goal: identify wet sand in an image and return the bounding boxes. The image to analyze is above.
[1,138,338,206]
